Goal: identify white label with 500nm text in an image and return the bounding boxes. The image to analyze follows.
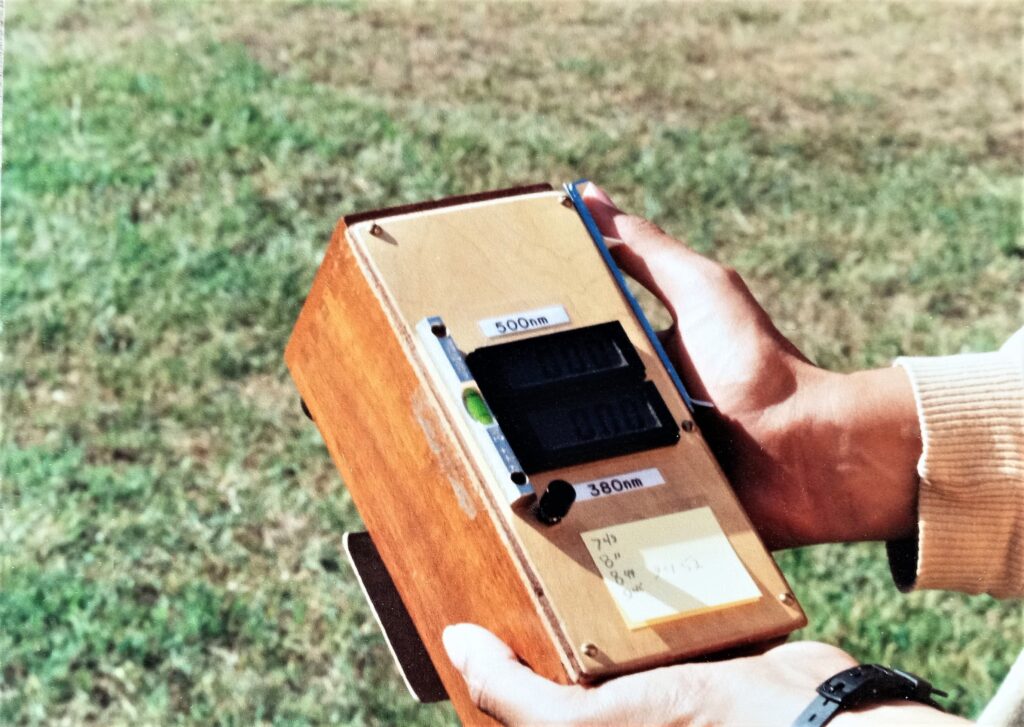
[478,304,570,338]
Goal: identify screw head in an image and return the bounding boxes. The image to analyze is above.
[681,420,695,432]
[369,223,384,237]
[581,642,599,658]
[560,195,574,208]
[778,592,796,607]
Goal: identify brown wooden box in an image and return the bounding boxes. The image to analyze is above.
[285,183,806,724]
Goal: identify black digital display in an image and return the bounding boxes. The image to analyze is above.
[468,322,679,473]
[506,335,627,389]
[467,321,643,397]
[526,385,664,451]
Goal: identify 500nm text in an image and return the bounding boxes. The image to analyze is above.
[493,315,549,334]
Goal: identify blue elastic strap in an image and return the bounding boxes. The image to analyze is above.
[563,179,695,412]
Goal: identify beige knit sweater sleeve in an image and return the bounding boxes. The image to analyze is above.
[889,326,1024,597]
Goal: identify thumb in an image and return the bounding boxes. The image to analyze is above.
[443,623,587,725]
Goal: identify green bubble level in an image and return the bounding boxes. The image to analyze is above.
[462,389,494,425]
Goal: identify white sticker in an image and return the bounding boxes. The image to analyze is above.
[582,507,761,629]
[574,468,665,502]
[478,305,570,338]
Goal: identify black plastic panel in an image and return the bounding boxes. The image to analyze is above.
[466,321,644,399]
[467,322,679,474]
[344,532,448,703]
[497,381,679,473]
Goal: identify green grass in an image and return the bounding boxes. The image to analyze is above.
[2,1,1021,724]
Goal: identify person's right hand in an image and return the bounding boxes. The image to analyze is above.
[582,184,922,549]
[444,623,966,727]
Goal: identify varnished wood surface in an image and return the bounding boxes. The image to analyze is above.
[287,189,806,722]
[346,191,805,676]
[286,219,569,725]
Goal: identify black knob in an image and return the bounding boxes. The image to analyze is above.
[536,480,576,525]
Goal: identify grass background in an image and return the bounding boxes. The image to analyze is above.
[2,0,1021,724]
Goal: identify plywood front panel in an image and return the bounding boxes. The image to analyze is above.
[354,193,626,355]
[342,190,804,679]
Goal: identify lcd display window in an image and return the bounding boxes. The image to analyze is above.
[526,386,664,451]
[467,321,644,398]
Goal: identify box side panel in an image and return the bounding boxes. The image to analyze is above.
[285,220,567,724]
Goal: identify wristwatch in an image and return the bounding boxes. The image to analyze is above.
[791,664,948,727]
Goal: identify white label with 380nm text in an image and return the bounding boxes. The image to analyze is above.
[478,304,570,338]
[574,467,665,502]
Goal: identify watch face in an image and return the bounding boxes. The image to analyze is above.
[466,321,680,473]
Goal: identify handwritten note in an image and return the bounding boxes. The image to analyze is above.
[582,507,761,629]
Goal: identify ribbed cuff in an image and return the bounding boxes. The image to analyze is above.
[890,348,1024,597]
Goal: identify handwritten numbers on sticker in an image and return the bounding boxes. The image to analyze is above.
[581,507,762,629]
[590,533,618,551]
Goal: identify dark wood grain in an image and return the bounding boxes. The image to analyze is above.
[286,219,568,725]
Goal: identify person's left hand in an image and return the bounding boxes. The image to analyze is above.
[442,623,854,726]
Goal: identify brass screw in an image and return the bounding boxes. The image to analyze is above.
[560,195,574,208]
[681,420,695,432]
[369,223,384,237]
[581,642,599,658]
[778,592,797,607]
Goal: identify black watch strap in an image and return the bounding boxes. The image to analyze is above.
[791,664,947,727]
[792,694,844,727]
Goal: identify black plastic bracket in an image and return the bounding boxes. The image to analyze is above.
[343,532,449,703]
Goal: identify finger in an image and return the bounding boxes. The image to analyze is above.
[581,183,700,259]
[443,624,586,725]
[581,185,712,398]
[579,181,622,235]
[580,183,671,251]
[580,184,714,317]
[656,326,676,349]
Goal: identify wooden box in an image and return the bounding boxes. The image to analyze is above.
[285,182,805,724]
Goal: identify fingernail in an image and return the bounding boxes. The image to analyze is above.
[582,182,620,211]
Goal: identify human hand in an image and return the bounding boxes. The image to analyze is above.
[581,184,922,549]
[443,623,963,726]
